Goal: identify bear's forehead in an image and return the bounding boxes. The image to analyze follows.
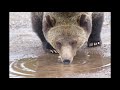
[48,25,86,37]
[44,12,92,25]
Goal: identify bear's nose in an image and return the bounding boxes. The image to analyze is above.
[63,59,70,64]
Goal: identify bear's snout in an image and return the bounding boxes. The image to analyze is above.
[63,59,71,64]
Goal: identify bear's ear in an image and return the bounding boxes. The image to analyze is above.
[45,15,56,27]
[77,14,87,27]
[77,14,91,32]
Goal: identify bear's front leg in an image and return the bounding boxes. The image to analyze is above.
[87,12,104,47]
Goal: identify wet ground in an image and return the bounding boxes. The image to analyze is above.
[9,12,111,78]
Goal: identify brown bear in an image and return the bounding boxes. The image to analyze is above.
[31,12,104,64]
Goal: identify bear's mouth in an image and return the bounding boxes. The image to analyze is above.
[58,55,73,64]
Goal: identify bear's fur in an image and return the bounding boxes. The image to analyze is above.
[31,12,104,64]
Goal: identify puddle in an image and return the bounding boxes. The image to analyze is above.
[9,45,111,78]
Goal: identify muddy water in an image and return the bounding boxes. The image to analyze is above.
[9,44,110,78]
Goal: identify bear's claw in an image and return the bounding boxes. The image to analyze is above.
[50,49,58,54]
[87,41,101,47]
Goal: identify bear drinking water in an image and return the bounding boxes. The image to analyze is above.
[31,12,104,64]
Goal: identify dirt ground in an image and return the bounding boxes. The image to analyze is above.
[9,12,111,78]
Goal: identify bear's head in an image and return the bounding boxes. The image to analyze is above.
[43,13,92,64]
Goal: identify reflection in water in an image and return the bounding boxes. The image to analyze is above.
[9,45,111,78]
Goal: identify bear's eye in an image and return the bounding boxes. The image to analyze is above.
[56,41,62,49]
[69,40,77,46]
[46,15,56,27]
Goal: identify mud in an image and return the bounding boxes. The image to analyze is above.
[9,12,111,78]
